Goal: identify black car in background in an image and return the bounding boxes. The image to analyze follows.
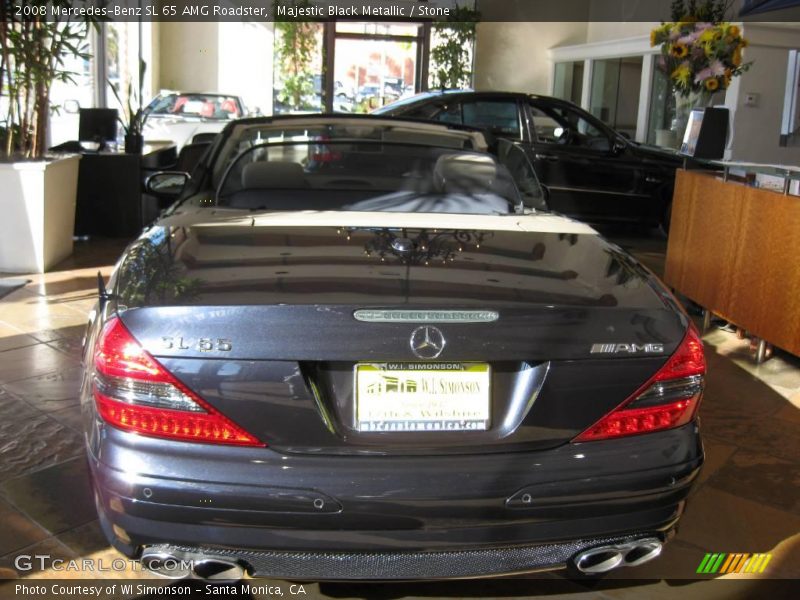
[374,91,684,230]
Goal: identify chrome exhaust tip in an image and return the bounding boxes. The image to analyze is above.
[622,538,663,567]
[573,538,663,575]
[192,558,246,581]
[574,548,624,574]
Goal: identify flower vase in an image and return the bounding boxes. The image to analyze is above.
[671,91,713,147]
[124,133,144,154]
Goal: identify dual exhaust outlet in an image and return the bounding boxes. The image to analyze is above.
[572,537,664,574]
[141,536,663,580]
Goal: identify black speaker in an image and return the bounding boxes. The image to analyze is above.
[680,107,729,159]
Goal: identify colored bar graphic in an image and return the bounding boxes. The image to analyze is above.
[696,553,713,573]
[697,552,773,574]
[731,554,748,573]
[711,553,726,573]
[719,553,736,573]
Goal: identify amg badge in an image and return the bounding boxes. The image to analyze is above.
[590,343,665,354]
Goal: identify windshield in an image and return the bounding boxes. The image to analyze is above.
[215,141,522,216]
[211,120,485,188]
[147,93,242,120]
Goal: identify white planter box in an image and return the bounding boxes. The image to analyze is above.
[0,155,80,273]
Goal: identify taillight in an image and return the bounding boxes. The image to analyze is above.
[574,327,706,442]
[92,317,262,446]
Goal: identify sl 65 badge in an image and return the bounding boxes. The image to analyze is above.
[161,336,233,352]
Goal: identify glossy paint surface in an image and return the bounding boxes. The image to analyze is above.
[81,115,702,577]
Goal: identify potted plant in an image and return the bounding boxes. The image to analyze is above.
[0,2,102,273]
[651,0,751,145]
[429,5,480,89]
[272,0,320,113]
[109,59,147,154]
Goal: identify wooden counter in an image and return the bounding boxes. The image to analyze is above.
[664,169,800,357]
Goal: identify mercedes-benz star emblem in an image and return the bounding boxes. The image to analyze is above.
[410,326,446,360]
[391,238,414,253]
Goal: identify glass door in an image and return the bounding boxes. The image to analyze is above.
[589,56,643,139]
[553,61,584,105]
[332,22,424,113]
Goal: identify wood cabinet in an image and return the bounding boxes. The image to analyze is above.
[664,169,800,356]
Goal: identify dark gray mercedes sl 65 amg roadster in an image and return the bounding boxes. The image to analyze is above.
[81,115,705,581]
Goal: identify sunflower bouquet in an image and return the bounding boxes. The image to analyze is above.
[651,21,750,96]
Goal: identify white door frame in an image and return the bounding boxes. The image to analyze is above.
[549,36,658,143]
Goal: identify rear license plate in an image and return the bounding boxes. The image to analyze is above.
[355,362,491,432]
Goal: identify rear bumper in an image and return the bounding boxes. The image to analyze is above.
[87,421,702,578]
[137,534,672,580]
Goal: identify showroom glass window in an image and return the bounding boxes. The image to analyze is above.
[331,22,424,114]
[48,21,150,147]
[589,56,643,140]
[553,61,584,105]
[48,22,96,146]
[272,22,325,114]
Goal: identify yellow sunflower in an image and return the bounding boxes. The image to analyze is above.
[671,63,692,87]
[733,48,742,66]
[705,78,720,92]
[671,43,689,58]
[699,28,717,43]
[728,25,740,37]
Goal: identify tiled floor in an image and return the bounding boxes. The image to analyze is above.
[0,233,798,598]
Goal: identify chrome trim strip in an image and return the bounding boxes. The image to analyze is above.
[354,309,499,323]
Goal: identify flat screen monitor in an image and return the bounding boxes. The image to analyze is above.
[680,107,728,159]
[78,108,118,142]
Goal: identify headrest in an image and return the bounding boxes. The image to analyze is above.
[192,132,217,144]
[433,153,497,194]
[241,161,308,189]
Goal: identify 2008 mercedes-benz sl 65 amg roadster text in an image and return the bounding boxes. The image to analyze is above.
[81,115,706,581]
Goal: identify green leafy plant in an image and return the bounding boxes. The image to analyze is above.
[669,0,733,22]
[429,5,480,90]
[272,0,320,111]
[0,0,104,159]
[109,58,148,136]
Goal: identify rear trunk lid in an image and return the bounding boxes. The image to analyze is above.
[112,215,687,453]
